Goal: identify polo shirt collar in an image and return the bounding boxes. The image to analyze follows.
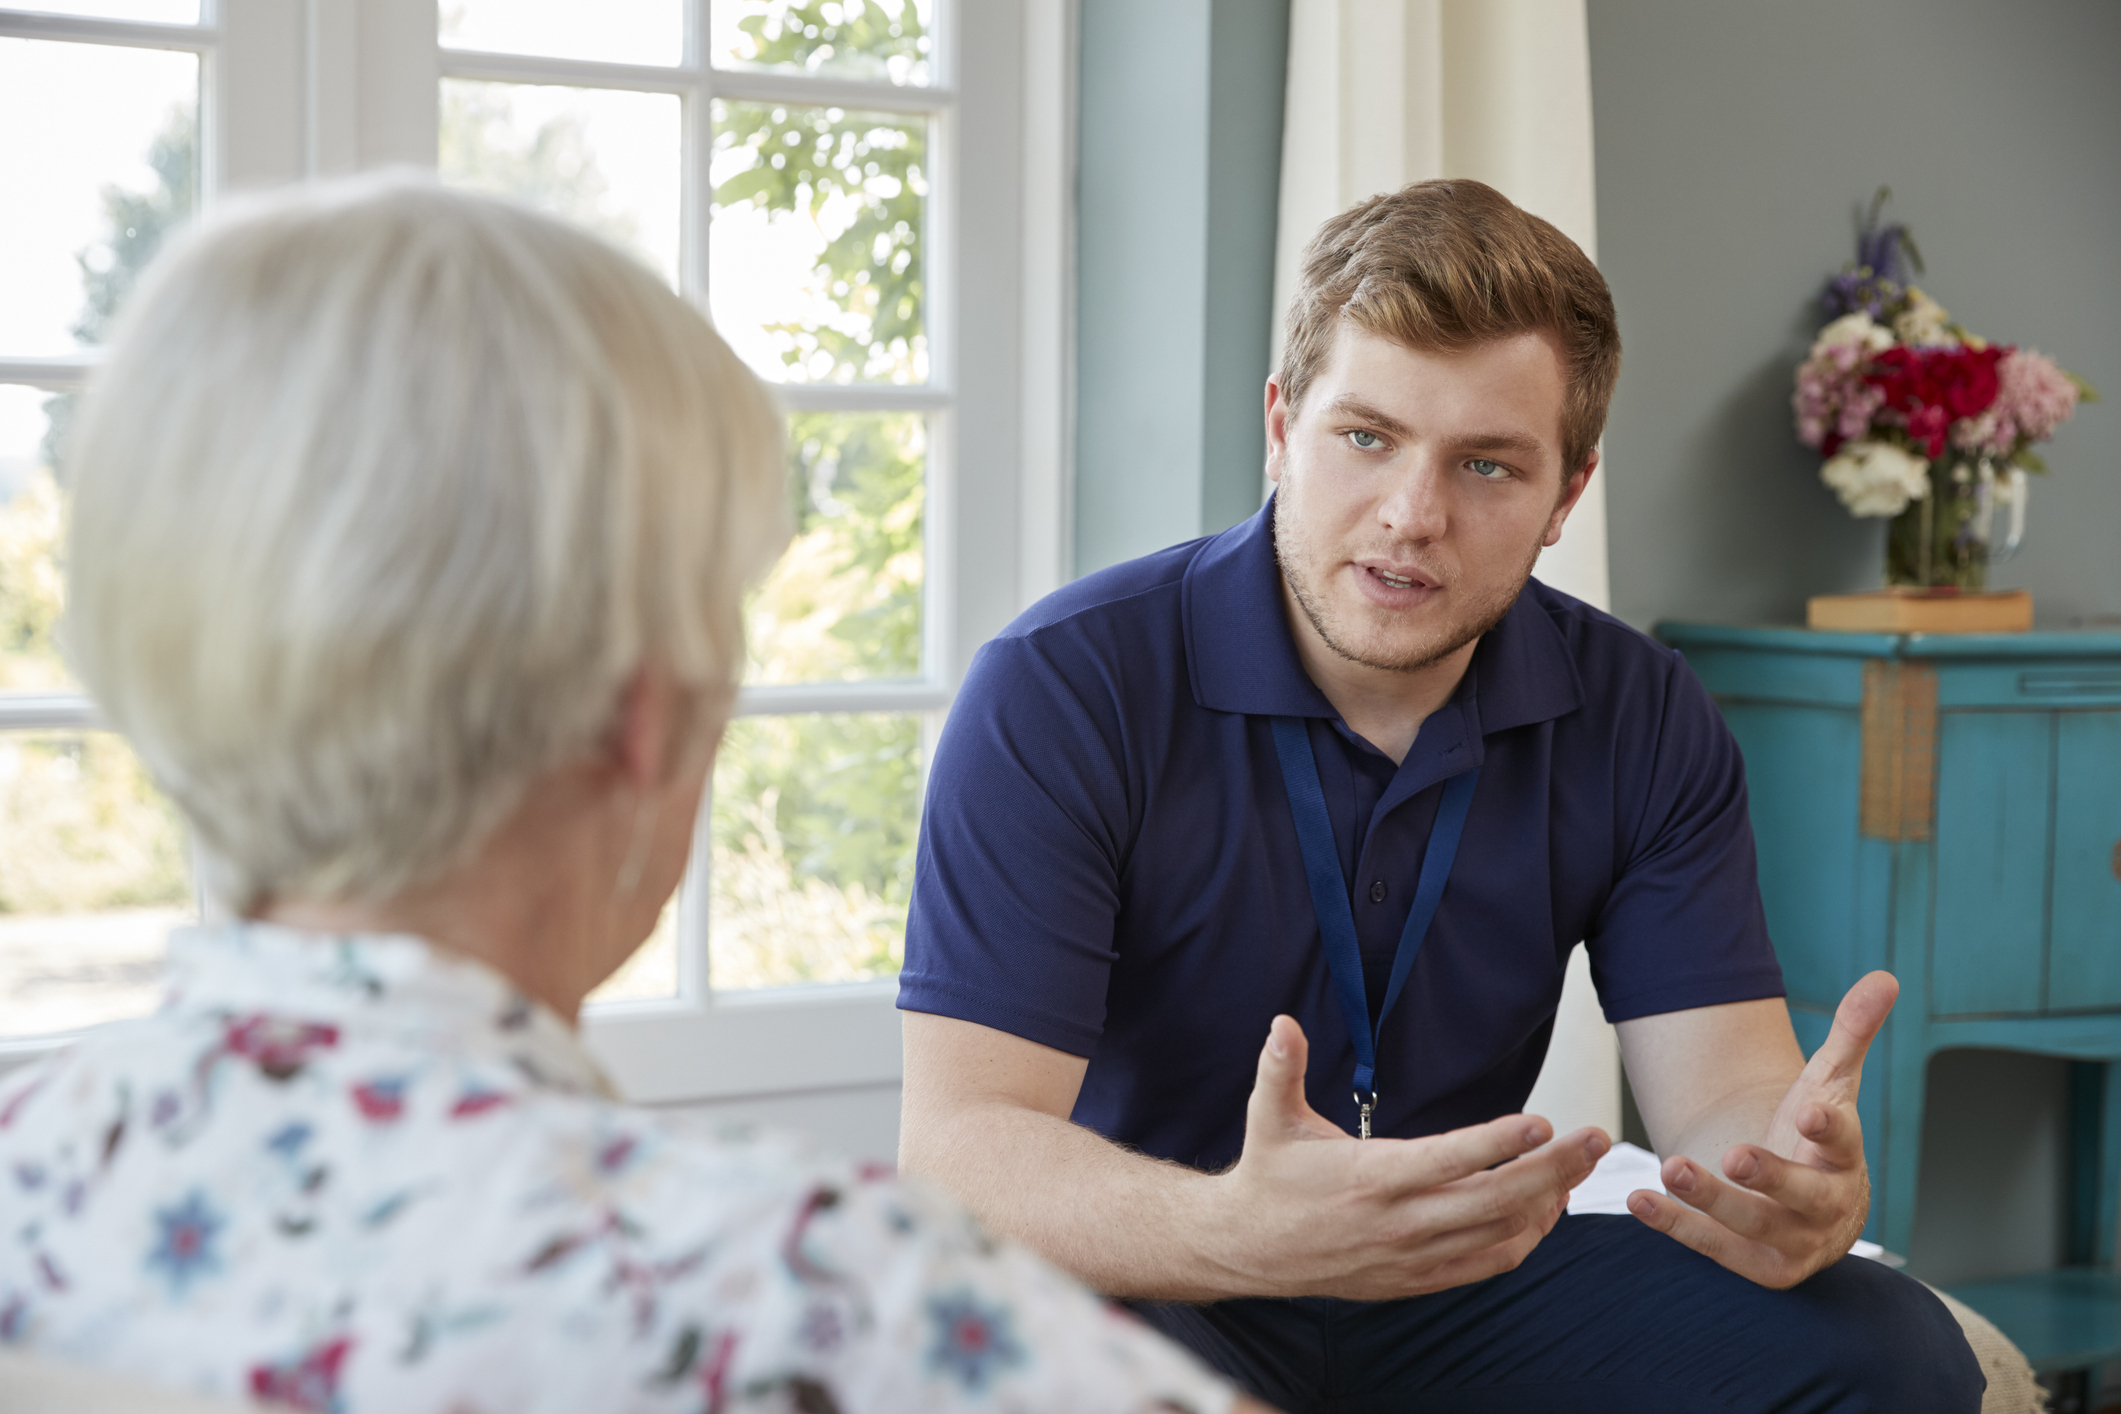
[1182,496,1585,740]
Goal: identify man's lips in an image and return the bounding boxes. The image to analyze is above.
[1357,561,1441,592]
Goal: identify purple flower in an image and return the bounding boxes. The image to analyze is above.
[146,1189,225,1297]
[925,1290,1024,1392]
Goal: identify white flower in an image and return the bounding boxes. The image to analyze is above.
[1821,439,1931,518]
[1893,288,1954,347]
[1813,312,1895,356]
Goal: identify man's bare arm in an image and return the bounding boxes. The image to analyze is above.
[1616,974,1896,1287]
[900,1010,1609,1303]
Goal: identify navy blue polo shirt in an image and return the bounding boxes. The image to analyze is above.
[899,499,1783,1173]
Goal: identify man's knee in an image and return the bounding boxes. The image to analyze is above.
[1777,1257,1985,1411]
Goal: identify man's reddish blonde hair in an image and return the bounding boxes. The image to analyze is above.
[1277,179,1621,477]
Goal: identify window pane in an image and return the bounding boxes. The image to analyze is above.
[11,1,199,23]
[711,0,933,87]
[439,80,682,288]
[708,712,921,989]
[441,0,683,68]
[748,412,923,685]
[0,38,198,356]
[0,732,195,1039]
[586,892,681,1005]
[0,387,74,693]
[710,100,927,383]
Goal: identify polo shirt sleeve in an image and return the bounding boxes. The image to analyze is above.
[899,632,1132,1056]
[1584,649,1787,1023]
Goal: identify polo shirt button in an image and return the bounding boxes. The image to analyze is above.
[1369,880,1388,904]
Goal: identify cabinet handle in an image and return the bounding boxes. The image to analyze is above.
[2114,842,2121,883]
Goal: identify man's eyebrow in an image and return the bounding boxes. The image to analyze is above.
[1455,430,1547,455]
[1323,395,1414,438]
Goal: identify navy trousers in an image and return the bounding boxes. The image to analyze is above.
[1131,1215,1985,1412]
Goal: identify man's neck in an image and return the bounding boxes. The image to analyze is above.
[1281,584,1479,767]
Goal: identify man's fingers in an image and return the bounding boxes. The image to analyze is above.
[1628,1189,1793,1288]
[1379,1118,1602,1195]
[1661,1157,1786,1240]
[1403,1128,1608,1239]
[1720,1144,1838,1218]
[1791,1096,1867,1169]
[1808,971,1898,1083]
[1375,1114,1555,1191]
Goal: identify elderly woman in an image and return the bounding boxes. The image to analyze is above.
[0,177,1259,1414]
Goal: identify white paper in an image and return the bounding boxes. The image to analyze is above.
[1568,1141,1903,1266]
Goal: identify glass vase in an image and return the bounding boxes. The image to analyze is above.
[1885,458,1996,590]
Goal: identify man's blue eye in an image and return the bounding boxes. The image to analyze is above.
[1348,430,1383,450]
[1470,458,1509,480]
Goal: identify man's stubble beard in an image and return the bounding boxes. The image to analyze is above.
[1273,486,1543,675]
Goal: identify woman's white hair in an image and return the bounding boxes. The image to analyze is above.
[64,173,790,909]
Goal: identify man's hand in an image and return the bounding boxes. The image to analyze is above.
[1625,971,1896,1289]
[1211,1014,1610,1300]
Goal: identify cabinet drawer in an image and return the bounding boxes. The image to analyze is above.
[1932,712,2051,1015]
[1936,665,2121,709]
[2050,713,2121,1010]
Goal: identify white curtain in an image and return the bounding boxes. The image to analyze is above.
[1271,0,1622,1142]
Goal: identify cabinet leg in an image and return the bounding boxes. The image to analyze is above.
[2099,1061,2121,1268]
[1880,1035,1929,1257]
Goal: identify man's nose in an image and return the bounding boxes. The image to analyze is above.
[1377,459,1450,542]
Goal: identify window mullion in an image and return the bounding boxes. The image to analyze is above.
[0,10,215,51]
[682,0,712,308]
[215,0,303,191]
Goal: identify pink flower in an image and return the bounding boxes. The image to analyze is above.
[1793,344,1886,454]
[1960,349,2082,456]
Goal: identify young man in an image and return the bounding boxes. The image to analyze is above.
[897,181,1983,1411]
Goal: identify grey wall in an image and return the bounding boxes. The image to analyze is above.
[1075,0,1288,576]
[1589,0,2121,631]
[1590,0,2121,1291]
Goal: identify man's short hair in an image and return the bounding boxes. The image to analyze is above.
[65,174,790,909]
[1277,179,1621,477]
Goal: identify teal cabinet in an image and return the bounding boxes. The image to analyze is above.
[1655,625,2121,1277]
[2055,714,2121,1011]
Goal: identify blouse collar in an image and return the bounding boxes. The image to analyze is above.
[162,921,615,1099]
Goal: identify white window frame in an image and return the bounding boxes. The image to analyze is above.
[0,0,1075,1105]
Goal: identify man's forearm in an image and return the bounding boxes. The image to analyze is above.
[901,1094,1260,1301]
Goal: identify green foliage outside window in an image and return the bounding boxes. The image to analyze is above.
[0,19,936,991]
[704,2,933,984]
[712,1,930,384]
[0,108,196,938]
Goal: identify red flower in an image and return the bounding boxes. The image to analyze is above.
[349,1077,408,1122]
[448,1088,510,1119]
[1864,344,2007,457]
[249,1335,352,1413]
[224,1015,340,1082]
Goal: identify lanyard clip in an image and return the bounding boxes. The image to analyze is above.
[1355,1090,1377,1141]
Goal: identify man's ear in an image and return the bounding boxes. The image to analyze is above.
[1543,448,1598,547]
[1264,377,1290,485]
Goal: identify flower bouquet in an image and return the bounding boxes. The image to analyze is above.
[1794,189,2097,592]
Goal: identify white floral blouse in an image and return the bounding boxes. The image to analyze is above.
[0,924,1234,1414]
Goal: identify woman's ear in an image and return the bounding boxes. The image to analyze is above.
[607,664,685,792]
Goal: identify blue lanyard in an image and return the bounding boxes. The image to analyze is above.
[1270,717,1480,1138]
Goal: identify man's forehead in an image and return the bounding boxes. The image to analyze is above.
[1307,323,1567,444]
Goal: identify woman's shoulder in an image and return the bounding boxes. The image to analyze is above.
[0,1012,1233,1414]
